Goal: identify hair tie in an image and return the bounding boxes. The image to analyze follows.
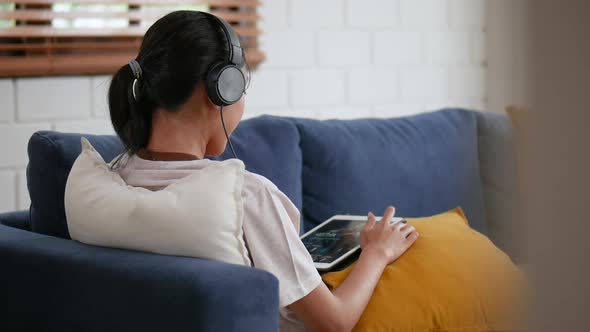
[128,60,142,79]
[128,60,142,101]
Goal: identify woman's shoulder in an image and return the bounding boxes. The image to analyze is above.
[242,171,279,194]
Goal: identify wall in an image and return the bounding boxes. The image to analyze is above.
[0,0,486,212]
[485,0,531,113]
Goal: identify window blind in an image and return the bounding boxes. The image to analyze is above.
[0,0,263,77]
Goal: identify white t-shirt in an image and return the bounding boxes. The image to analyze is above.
[116,154,321,331]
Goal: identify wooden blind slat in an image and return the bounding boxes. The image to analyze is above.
[9,0,258,6]
[0,40,142,51]
[0,0,263,77]
[0,10,259,23]
[0,26,259,38]
[0,48,264,77]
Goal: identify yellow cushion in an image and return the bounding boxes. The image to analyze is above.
[322,208,528,332]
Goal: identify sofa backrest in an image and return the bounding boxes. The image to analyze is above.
[293,109,488,234]
[26,110,516,255]
[27,115,303,239]
[27,132,123,239]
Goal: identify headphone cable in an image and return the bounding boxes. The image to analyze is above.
[220,105,238,159]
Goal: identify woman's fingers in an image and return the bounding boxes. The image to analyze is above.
[406,231,419,244]
[366,212,377,230]
[399,225,415,237]
[379,206,396,229]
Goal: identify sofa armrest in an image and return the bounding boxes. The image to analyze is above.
[0,225,279,332]
[0,210,31,231]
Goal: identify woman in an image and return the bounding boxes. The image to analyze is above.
[107,11,418,332]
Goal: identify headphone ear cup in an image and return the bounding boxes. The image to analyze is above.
[206,62,245,106]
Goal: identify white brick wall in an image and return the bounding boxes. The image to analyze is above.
[291,0,344,28]
[426,31,472,65]
[349,68,398,103]
[0,171,16,213]
[0,79,15,122]
[16,77,92,120]
[0,123,52,168]
[318,31,371,66]
[346,0,397,28]
[400,0,447,28]
[0,0,487,212]
[291,70,346,106]
[91,75,112,118]
[374,31,422,65]
[400,67,447,99]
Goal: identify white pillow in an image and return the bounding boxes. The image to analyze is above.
[65,138,251,266]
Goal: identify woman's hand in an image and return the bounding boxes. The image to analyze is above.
[360,206,419,266]
[290,206,420,331]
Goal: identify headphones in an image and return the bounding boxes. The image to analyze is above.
[204,13,247,106]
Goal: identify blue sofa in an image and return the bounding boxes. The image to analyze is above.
[0,109,519,331]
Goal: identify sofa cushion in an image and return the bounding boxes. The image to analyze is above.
[27,115,303,239]
[294,109,487,233]
[65,138,251,266]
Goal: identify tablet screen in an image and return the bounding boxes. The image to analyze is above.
[302,219,365,263]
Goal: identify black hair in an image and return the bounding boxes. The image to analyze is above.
[108,11,231,157]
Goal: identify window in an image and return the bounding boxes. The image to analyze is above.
[0,1,263,77]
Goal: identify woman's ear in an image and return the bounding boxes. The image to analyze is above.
[196,83,219,112]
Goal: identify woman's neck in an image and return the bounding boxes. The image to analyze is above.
[146,108,210,159]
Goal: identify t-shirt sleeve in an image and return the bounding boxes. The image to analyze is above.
[242,178,322,308]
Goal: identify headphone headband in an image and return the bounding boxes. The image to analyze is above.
[204,13,244,67]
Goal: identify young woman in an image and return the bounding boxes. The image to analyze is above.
[108,11,418,332]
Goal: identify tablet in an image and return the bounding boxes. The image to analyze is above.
[301,215,405,271]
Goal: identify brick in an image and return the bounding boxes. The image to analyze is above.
[17,170,30,210]
[422,102,455,112]
[449,0,485,27]
[318,31,371,66]
[346,0,397,28]
[16,77,91,120]
[0,123,52,167]
[291,70,346,106]
[91,75,112,118]
[241,107,270,120]
[0,79,15,122]
[374,31,422,65]
[372,103,427,118]
[260,30,315,67]
[349,68,398,103]
[54,119,115,135]
[317,106,372,120]
[258,0,288,30]
[243,108,319,120]
[244,71,289,108]
[400,0,447,28]
[423,99,476,112]
[272,108,319,119]
[400,67,447,99]
[291,0,344,28]
[0,171,16,213]
[449,66,486,98]
[426,31,472,64]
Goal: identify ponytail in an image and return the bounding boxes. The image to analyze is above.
[108,63,153,155]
